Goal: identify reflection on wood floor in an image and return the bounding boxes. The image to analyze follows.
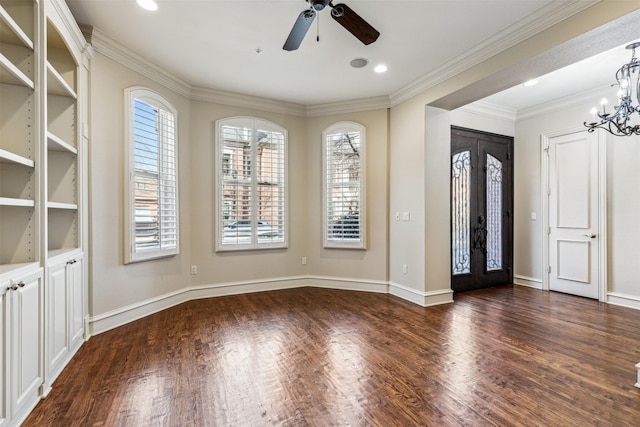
[24,285,640,426]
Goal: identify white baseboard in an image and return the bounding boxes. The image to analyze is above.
[388,281,453,307]
[89,276,307,336]
[513,275,543,289]
[607,292,640,310]
[88,276,412,336]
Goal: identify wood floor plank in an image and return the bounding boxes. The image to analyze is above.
[24,286,640,426]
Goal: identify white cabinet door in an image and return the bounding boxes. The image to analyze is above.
[68,256,84,349]
[44,254,84,393]
[47,261,68,376]
[9,268,43,424]
[0,286,7,427]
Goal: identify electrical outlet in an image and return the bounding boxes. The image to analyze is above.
[402,212,410,221]
[302,257,307,265]
[402,264,408,274]
[190,265,198,275]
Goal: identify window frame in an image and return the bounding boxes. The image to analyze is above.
[322,121,366,249]
[215,116,288,252]
[124,87,179,264]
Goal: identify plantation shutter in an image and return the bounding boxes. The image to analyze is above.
[216,118,287,250]
[128,90,179,262]
[323,123,365,249]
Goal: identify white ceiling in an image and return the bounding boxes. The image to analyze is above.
[65,0,635,110]
[482,37,640,113]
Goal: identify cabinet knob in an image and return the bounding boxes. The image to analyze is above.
[17,281,25,288]
[7,284,18,291]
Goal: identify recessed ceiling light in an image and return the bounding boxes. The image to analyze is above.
[374,64,388,73]
[137,0,158,11]
[523,79,538,87]
[350,58,368,68]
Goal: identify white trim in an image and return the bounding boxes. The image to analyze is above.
[607,292,640,311]
[458,101,517,122]
[389,282,454,307]
[214,117,288,252]
[124,87,180,264]
[635,362,640,389]
[517,84,612,121]
[90,28,192,98]
[192,86,306,117]
[541,127,607,300]
[513,275,543,289]
[307,97,391,117]
[87,277,454,336]
[322,121,366,250]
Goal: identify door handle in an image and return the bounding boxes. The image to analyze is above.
[582,233,597,238]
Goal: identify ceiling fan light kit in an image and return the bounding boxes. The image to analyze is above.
[585,42,640,137]
[283,0,380,51]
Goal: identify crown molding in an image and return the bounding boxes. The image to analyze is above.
[389,0,600,106]
[458,100,517,122]
[87,27,389,117]
[190,86,307,117]
[89,27,192,98]
[516,83,610,121]
[306,96,391,117]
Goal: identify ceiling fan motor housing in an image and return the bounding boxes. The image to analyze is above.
[311,0,331,11]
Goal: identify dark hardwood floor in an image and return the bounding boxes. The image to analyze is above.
[24,286,640,426]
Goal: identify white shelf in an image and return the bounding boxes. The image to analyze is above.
[0,52,34,88]
[46,62,76,99]
[47,201,77,210]
[47,247,81,261]
[0,197,34,207]
[0,149,34,167]
[0,262,39,282]
[47,132,77,154]
[0,5,33,50]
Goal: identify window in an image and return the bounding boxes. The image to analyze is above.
[215,117,287,251]
[124,87,179,263]
[323,122,366,249]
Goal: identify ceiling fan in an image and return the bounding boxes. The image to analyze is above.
[283,0,380,51]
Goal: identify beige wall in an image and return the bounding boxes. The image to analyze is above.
[88,54,192,316]
[187,101,308,285]
[88,3,640,323]
[305,110,389,283]
[88,53,390,321]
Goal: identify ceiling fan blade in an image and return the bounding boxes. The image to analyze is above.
[331,3,379,46]
[283,9,316,51]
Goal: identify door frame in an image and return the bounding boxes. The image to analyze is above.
[450,126,514,292]
[541,127,607,301]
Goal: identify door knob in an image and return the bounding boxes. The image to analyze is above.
[582,233,596,238]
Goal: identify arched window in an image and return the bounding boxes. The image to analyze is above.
[323,122,366,249]
[124,87,179,263]
[215,117,287,251]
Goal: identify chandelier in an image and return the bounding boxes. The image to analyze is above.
[584,42,640,136]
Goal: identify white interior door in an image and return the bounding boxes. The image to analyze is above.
[548,130,599,299]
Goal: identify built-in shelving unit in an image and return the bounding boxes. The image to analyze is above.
[45,17,79,258]
[0,1,89,424]
[0,0,37,277]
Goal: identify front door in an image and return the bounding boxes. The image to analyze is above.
[451,127,513,292]
[547,130,599,299]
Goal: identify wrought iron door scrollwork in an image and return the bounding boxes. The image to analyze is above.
[473,216,487,253]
